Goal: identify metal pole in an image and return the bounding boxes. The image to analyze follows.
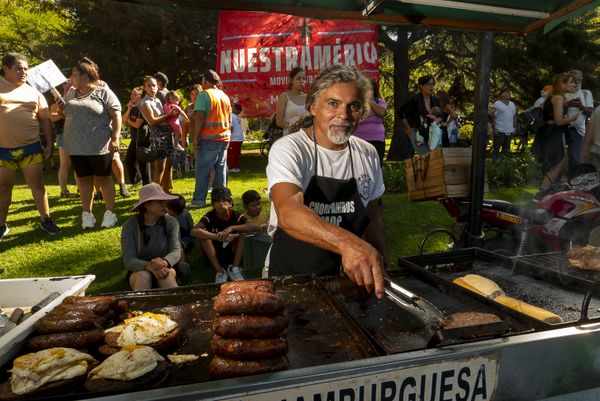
[467,31,493,247]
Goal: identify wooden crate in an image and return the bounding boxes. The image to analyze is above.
[404,148,487,201]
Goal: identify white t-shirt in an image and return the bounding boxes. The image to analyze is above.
[492,100,516,134]
[266,129,385,235]
[566,89,594,137]
[230,113,244,142]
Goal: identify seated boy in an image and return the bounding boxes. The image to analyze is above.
[242,189,268,232]
[191,187,259,283]
[166,194,194,276]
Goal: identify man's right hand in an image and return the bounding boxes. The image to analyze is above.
[340,239,385,299]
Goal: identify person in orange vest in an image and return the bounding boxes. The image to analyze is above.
[189,70,232,208]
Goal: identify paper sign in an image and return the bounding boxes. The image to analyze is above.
[26,60,67,94]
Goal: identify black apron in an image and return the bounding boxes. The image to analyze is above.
[269,133,370,277]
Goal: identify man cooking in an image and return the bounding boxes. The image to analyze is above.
[266,64,387,299]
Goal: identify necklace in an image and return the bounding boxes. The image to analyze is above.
[76,85,96,98]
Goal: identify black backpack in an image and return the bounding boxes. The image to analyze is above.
[519,106,544,134]
[136,123,157,163]
[264,115,284,141]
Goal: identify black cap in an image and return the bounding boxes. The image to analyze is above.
[203,69,221,84]
[211,186,233,202]
[154,72,169,85]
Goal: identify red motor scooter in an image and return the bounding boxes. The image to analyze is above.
[434,172,600,256]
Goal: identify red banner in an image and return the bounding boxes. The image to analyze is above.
[217,11,379,118]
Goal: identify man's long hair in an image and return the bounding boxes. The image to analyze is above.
[291,64,372,132]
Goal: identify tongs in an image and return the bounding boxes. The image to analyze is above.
[383,273,447,327]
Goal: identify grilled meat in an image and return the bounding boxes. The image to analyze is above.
[566,245,600,270]
[442,312,503,329]
[28,330,105,352]
[213,314,288,338]
[213,292,285,315]
[211,335,288,359]
[208,356,288,379]
[219,280,275,295]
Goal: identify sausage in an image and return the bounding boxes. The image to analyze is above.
[61,296,119,315]
[62,295,119,305]
[211,336,288,359]
[46,305,99,319]
[35,314,105,334]
[208,356,288,379]
[219,280,275,295]
[213,292,285,315]
[213,314,289,338]
[115,299,129,314]
[28,329,105,351]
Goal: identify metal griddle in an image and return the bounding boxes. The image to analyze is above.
[0,276,379,400]
[399,248,600,328]
[514,252,600,291]
[319,274,532,355]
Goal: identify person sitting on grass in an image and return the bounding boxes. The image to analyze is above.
[191,186,259,283]
[242,189,268,233]
[167,194,194,276]
[121,183,189,290]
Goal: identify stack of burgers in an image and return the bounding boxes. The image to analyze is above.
[209,280,289,379]
[27,296,128,352]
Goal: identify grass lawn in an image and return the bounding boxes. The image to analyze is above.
[0,144,534,294]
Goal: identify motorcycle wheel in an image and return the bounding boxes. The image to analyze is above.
[482,237,515,256]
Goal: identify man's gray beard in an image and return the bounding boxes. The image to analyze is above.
[574,84,582,92]
[327,128,352,145]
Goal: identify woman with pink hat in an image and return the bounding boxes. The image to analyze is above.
[121,183,188,290]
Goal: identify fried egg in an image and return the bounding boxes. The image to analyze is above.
[9,347,96,395]
[105,312,178,347]
[167,353,199,364]
[88,346,164,381]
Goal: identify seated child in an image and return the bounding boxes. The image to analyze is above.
[166,194,194,276]
[191,187,259,283]
[426,106,444,151]
[242,190,268,232]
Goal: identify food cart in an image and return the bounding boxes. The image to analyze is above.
[3,250,600,401]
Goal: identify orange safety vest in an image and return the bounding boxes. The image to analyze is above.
[199,88,231,142]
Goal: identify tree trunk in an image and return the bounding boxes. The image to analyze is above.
[386,26,413,161]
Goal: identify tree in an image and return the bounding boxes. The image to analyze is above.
[379,8,600,160]
[0,0,71,64]
[45,0,219,99]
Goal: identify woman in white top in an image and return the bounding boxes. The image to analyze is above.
[139,75,179,192]
[275,67,308,135]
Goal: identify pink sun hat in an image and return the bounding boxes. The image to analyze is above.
[130,183,178,212]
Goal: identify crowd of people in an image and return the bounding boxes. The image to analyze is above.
[398,69,599,204]
[528,70,596,201]
[0,53,389,297]
[2,49,599,297]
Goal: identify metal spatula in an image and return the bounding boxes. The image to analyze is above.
[383,274,447,326]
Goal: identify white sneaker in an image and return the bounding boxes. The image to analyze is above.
[215,270,228,284]
[101,210,117,228]
[82,212,96,229]
[227,265,245,281]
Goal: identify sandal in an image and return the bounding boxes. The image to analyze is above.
[60,190,78,199]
